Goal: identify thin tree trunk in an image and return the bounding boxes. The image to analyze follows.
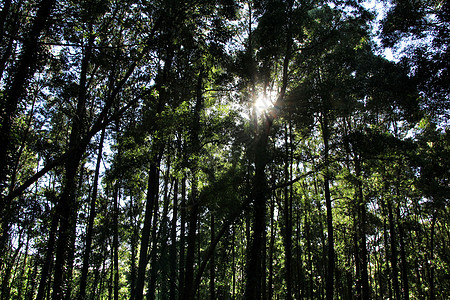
[134,162,160,300]
[36,205,59,300]
[210,215,215,300]
[113,184,120,300]
[52,150,84,300]
[26,252,39,300]
[268,190,275,300]
[306,205,313,299]
[149,160,171,300]
[147,172,161,300]
[283,123,293,300]
[429,213,436,300]
[169,179,178,300]
[1,239,23,300]
[355,159,370,300]
[64,166,86,300]
[396,198,409,300]
[183,192,198,300]
[384,219,393,300]
[130,193,138,300]
[232,225,236,299]
[79,127,106,300]
[388,199,400,300]
[182,69,204,300]
[320,113,335,300]
[354,194,361,300]
[178,178,186,300]
[64,190,81,300]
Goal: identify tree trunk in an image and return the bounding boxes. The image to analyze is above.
[320,113,334,300]
[355,159,370,300]
[283,123,293,300]
[113,184,120,300]
[52,148,84,300]
[129,193,138,299]
[396,195,409,300]
[387,199,400,300]
[17,234,29,299]
[182,69,204,300]
[1,239,22,300]
[183,189,199,300]
[178,178,186,300]
[429,213,436,300]
[268,189,275,300]
[36,204,59,300]
[210,215,215,300]
[78,127,105,300]
[383,219,393,300]
[149,161,171,299]
[245,122,269,300]
[169,179,178,300]
[306,203,313,299]
[232,225,236,299]
[26,251,39,300]
[64,175,82,300]
[134,162,160,300]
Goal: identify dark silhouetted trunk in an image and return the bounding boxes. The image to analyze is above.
[232,225,236,299]
[383,219,393,300]
[320,113,334,300]
[78,127,105,300]
[130,194,138,300]
[429,213,436,300]
[169,179,178,300]
[178,178,186,300]
[245,122,269,300]
[268,189,275,300]
[149,160,171,299]
[283,123,293,300]
[210,215,215,300]
[52,149,84,300]
[36,207,58,300]
[183,187,199,300]
[395,190,409,300]
[134,162,160,300]
[388,199,400,300]
[64,167,84,300]
[182,69,203,300]
[113,184,120,300]
[355,159,370,300]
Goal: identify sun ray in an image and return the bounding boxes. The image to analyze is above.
[254,93,274,115]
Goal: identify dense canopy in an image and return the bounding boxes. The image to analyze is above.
[0,0,448,299]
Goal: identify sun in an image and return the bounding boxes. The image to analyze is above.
[254,93,274,115]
